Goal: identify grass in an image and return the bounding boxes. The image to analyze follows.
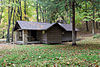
[0,37,100,67]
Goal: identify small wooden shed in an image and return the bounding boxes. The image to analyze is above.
[14,21,78,44]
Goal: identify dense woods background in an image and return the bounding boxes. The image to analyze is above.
[0,0,100,44]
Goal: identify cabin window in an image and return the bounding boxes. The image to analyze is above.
[42,31,45,34]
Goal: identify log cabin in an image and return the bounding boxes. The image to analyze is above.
[14,21,79,44]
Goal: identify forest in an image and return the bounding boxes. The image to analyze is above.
[0,0,100,43]
[0,0,100,66]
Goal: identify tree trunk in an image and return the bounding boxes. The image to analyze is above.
[24,0,27,20]
[96,21,99,29]
[39,4,42,22]
[39,6,44,22]
[92,0,95,35]
[92,20,95,35]
[0,0,3,23]
[36,0,39,22]
[44,10,46,23]
[69,0,72,24]
[19,0,22,20]
[40,6,45,22]
[2,30,4,39]
[7,1,13,43]
[65,0,68,23]
[42,10,45,22]
[86,21,89,31]
[11,0,15,42]
[24,0,26,15]
[72,0,76,46]
[17,0,20,17]
[85,0,89,32]
[6,0,10,43]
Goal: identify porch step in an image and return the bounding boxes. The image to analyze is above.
[16,41,24,45]
[28,41,41,44]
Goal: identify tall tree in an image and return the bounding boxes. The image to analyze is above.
[7,0,13,43]
[85,0,89,31]
[24,0,26,15]
[19,0,22,20]
[95,0,100,29]
[24,0,27,20]
[11,0,15,42]
[40,6,44,22]
[92,0,95,35]
[69,0,72,24]
[36,0,39,22]
[72,0,76,46]
[0,0,3,23]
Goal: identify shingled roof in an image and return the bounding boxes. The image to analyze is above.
[14,21,79,31]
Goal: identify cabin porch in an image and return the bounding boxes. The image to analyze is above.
[15,30,41,44]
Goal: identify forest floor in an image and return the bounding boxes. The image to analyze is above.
[0,35,100,66]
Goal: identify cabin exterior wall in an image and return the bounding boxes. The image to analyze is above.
[62,31,77,42]
[15,30,24,44]
[62,31,72,42]
[37,31,47,44]
[47,24,62,44]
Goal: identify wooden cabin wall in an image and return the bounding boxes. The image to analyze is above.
[47,24,62,44]
[62,31,72,42]
[16,30,23,41]
[37,31,47,44]
[41,32,47,44]
[62,31,77,42]
[15,30,24,44]
[37,31,42,41]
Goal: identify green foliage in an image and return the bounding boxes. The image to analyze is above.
[0,0,100,38]
[93,34,100,39]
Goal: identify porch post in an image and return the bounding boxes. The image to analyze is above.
[15,31,17,44]
[23,30,28,45]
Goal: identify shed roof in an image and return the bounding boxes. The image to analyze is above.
[14,21,79,31]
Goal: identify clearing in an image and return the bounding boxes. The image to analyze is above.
[0,36,100,66]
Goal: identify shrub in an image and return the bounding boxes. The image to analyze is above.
[93,34,100,39]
